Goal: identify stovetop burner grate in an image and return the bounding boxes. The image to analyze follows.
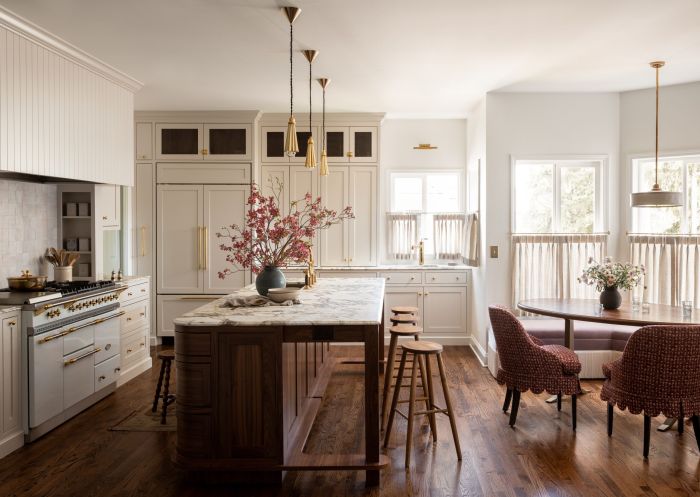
[44,280,116,296]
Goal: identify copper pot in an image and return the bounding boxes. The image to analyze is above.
[7,270,48,291]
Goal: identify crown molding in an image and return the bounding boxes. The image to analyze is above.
[0,5,143,93]
[134,110,262,123]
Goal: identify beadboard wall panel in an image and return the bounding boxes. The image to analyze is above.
[0,15,139,186]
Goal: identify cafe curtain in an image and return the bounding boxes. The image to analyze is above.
[629,234,700,307]
[386,213,418,261]
[511,233,608,307]
[433,213,465,260]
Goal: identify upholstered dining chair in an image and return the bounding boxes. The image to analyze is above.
[488,305,582,430]
[601,325,700,458]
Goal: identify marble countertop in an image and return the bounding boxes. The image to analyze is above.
[174,277,386,328]
[285,264,472,271]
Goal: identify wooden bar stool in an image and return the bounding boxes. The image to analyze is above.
[381,325,431,430]
[391,306,419,315]
[152,350,176,424]
[384,341,462,468]
[390,314,418,326]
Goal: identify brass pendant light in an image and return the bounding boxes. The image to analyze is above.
[283,7,301,157]
[303,50,318,169]
[630,61,683,208]
[317,78,331,176]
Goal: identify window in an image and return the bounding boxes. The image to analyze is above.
[512,158,603,233]
[388,171,463,258]
[632,155,700,234]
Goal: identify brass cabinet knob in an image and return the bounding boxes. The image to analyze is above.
[424,292,430,296]
[102,216,108,220]
[98,375,106,381]
[346,151,354,157]
[8,321,16,326]
[127,348,133,353]
[202,149,208,155]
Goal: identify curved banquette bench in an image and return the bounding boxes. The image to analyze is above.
[487,317,638,379]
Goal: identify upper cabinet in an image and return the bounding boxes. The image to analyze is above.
[94,184,121,230]
[155,123,251,161]
[135,123,154,161]
[261,126,317,163]
[0,10,142,185]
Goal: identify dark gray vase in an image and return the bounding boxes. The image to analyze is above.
[600,286,622,310]
[255,266,286,296]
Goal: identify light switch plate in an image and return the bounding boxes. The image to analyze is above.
[490,245,499,258]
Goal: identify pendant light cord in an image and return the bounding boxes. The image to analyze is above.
[654,65,659,188]
[309,60,312,134]
[322,87,326,150]
[289,23,293,117]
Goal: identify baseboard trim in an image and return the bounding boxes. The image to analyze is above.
[0,430,23,459]
[467,336,488,366]
[117,356,153,387]
[149,336,162,347]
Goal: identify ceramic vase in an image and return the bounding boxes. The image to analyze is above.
[255,266,286,296]
[599,286,622,310]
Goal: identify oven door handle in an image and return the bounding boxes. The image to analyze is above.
[38,311,125,344]
[64,347,102,366]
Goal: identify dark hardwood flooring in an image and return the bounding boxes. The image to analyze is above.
[1,346,699,497]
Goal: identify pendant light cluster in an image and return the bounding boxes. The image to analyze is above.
[630,61,683,208]
[282,6,330,175]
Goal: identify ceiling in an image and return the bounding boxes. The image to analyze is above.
[3,0,700,116]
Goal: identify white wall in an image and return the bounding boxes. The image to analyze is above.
[466,100,487,361]
[469,92,620,355]
[619,81,700,234]
[0,179,57,284]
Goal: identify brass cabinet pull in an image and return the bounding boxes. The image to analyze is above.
[203,226,208,270]
[178,297,215,300]
[8,321,16,326]
[201,149,208,155]
[140,226,146,256]
[346,151,354,157]
[127,348,133,353]
[424,292,430,296]
[64,347,101,366]
[197,227,202,270]
[39,311,126,344]
[98,375,106,381]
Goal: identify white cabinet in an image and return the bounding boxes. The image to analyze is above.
[383,288,424,329]
[260,165,290,213]
[0,313,22,458]
[319,167,350,266]
[155,123,251,161]
[323,126,378,163]
[319,166,376,267]
[95,184,121,230]
[422,286,467,338]
[203,185,250,293]
[348,167,377,266]
[156,184,250,295]
[156,185,204,294]
[117,279,152,386]
[157,295,219,337]
[135,163,154,277]
[135,122,153,160]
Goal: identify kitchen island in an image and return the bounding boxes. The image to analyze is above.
[173,278,388,486]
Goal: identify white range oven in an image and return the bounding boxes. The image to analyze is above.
[0,281,125,441]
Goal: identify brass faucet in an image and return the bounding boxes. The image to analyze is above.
[412,239,425,265]
[304,244,316,288]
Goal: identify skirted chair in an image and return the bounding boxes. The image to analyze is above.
[601,325,700,458]
[488,305,582,429]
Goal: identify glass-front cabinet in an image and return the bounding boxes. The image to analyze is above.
[320,126,378,164]
[261,126,318,163]
[156,123,250,161]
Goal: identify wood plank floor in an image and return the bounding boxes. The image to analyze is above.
[1,346,699,497]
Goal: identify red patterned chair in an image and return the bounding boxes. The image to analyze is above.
[601,325,700,458]
[488,305,582,430]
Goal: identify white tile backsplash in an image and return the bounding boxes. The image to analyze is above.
[0,179,57,285]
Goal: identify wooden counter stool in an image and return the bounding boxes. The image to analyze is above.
[381,325,430,430]
[391,306,419,316]
[390,314,418,326]
[152,350,176,424]
[384,341,462,468]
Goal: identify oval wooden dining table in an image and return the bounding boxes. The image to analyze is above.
[517,298,700,431]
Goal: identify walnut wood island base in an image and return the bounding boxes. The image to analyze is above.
[173,278,388,486]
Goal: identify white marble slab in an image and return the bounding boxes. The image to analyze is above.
[174,278,386,328]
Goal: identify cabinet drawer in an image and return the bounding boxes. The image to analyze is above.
[95,354,121,391]
[379,272,422,285]
[121,302,148,334]
[319,271,378,279]
[63,326,94,356]
[121,330,148,367]
[120,281,150,305]
[424,271,468,285]
[156,162,251,184]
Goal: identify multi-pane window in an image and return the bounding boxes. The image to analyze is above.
[512,159,602,233]
[632,155,700,234]
[389,171,463,256]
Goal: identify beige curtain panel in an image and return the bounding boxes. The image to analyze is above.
[629,235,700,308]
[433,213,464,261]
[463,213,479,266]
[386,213,418,261]
[511,233,608,307]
